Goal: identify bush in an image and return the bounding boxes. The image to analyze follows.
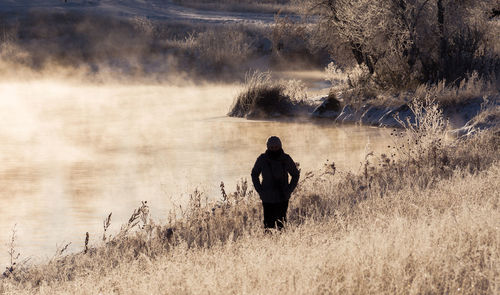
[228,71,295,118]
[324,63,498,112]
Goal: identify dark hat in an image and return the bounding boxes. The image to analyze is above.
[266,136,282,148]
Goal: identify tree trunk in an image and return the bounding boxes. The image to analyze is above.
[350,42,375,74]
[437,0,447,78]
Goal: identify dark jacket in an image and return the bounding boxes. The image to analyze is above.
[251,150,300,203]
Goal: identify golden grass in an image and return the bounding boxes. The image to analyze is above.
[2,163,498,294]
[228,71,291,118]
[1,103,499,294]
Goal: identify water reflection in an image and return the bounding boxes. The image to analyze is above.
[0,81,390,263]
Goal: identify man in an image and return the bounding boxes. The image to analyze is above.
[251,136,300,230]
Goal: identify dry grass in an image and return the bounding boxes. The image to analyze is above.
[172,0,298,14]
[164,26,258,75]
[0,9,323,82]
[228,71,300,118]
[413,72,499,107]
[0,4,332,83]
[0,15,265,81]
[326,63,499,112]
[463,105,500,134]
[1,162,498,294]
[1,102,499,294]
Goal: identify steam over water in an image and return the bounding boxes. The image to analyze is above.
[0,80,390,262]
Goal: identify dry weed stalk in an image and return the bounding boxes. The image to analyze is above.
[56,242,71,257]
[83,232,89,254]
[220,182,228,203]
[2,225,20,278]
[102,212,112,242]
[113,201,151,241]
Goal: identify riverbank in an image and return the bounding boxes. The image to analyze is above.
[4,164,498,294]
[312,95,499,134]
[9,166,500,294]
[2,105,498,294]
[228,71,499,134]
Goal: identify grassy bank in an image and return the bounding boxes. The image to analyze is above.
[4,165,498,294]
[229,65,499,131]
[1,102,499,294]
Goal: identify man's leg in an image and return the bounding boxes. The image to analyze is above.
[276,201,289,230]
[262,202,276,229]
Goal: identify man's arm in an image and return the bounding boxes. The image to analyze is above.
[286,155,300,193]
[251,157,263,194]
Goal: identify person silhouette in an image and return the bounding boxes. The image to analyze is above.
[251,136,300,230]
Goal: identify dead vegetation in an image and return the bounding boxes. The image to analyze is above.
[228,71,312,118]
[1,101,499,294]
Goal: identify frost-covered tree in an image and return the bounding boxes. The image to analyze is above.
[307,0,499,87]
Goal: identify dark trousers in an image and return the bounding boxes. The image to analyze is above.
[262,201,289,230]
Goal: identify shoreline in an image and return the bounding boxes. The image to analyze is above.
[262,94,500,135]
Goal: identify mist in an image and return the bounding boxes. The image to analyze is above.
[0,1,376,262]
[0,77,391,262]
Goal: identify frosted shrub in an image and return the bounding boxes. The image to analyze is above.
[282,79,307,102]
[403,97,450,154]
[309,0,499,87]
[324,62,347,86]
[346,64,371,89]
[337,64,377,108]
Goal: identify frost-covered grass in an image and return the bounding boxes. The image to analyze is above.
[228,71,290,117]
[1,103,499,294]
[172,0,298,14]
[228,71,312,118]
[0,5,321,82]
[327,62,497,105]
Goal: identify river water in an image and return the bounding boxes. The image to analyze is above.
[0,79,391,263]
